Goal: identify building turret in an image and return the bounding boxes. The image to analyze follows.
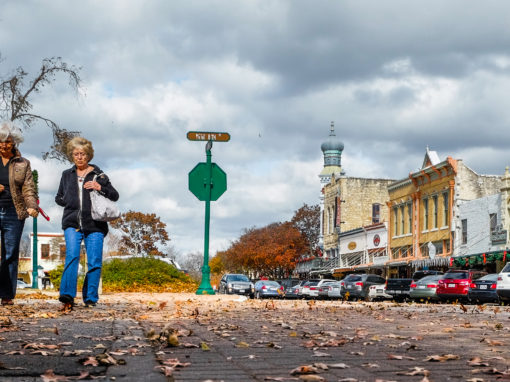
[318,122,345,250]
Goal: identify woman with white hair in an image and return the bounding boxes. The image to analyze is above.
[0,120,39,306]
[55,137,119,310]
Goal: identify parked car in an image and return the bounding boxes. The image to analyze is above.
[283,284,301,299]
[436,269,487,302]
[468,273,499,304]
[17,279,31,289]
[327,281,343,299]
[341,274,387,300]
[386,270,444,301]
[309,279,337,299]
[254,280,283,299]
[409,275,444,302]
[279,278,301,292]
[497,262,510,303]
[218,274,255,297]
[367,283,392,301]
[317,281,338,299]
[301,280,320,298]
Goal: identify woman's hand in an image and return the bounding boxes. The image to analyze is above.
[84,181,101,191]
[27,208,39,218]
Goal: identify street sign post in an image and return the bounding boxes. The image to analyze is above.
[188,132,229,295]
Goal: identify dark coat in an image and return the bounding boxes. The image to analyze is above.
[55,164,119,235]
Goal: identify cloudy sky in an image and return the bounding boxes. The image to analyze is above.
[2,1,510,257]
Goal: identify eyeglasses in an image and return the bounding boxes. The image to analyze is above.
[73,152,87,158]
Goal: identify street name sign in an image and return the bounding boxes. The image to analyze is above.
[187,131,230,142]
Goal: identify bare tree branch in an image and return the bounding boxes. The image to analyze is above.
[0,56,83,162]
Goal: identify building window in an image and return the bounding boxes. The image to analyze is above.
[400,206,405,235]
[407,203,412,234]
[433,195,438,229]
[490,213,497,233]
[41,244,50,259]
[423,198,429,231]
[393,207,398,236]
[442,191,449,226]
[372,203,380,224]
[461,219,468,245]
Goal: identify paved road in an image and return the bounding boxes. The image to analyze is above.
[1,291,510,381]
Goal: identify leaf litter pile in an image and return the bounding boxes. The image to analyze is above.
[2,291,510,381]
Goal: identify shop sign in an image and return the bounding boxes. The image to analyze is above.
[373,255,389,265]
[348,241,357,250]
[491,229,508,245]
[373,234,380,247]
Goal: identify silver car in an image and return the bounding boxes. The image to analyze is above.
[409,275,443,302]
[219,274,254,297]
[327,281,343,299]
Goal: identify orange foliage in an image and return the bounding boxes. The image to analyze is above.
[221,222,306,278]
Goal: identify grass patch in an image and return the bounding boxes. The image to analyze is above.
[102,257,198,292]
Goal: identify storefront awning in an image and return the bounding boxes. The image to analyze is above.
[412,256,451,268]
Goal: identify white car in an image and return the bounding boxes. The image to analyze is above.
[327,281,343,299]
[308,279,337,298]
[367,283,392,301]
[497,262,510,303]
[17,280,31,289]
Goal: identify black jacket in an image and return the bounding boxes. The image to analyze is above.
[55,164,119,235]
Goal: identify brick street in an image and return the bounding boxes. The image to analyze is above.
[1,291,510,381]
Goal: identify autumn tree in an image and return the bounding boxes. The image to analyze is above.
[291,203,320,256]
[222,222,307,278]
[110,211,170,257]
[178,251,204,281]
[0,56,82,161]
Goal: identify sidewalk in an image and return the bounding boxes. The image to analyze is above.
[2,291,510,381]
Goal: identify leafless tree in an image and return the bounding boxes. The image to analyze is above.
[0,56,83,161]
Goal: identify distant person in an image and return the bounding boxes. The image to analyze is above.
[55,137,119,310]
[0,121,39,306]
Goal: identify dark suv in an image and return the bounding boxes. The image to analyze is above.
[219,274,255,297]
[341,274,387,300]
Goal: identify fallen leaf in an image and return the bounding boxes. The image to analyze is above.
[424,354,460,362]
[298,376,324,381]
[200,342,210,351]
[290,365,319,375]
[236,341,250,348]
[397,366,430,376]
[328,363,349,369]
[467,357,489,367]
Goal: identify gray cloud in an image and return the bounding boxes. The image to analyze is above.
[3,0,510,254]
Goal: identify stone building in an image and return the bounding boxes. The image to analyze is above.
[322,176,394,258]
[387,148,502,277]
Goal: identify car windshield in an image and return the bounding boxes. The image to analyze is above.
[227,275,250,282]
[478,274,498,282]
[262,281,280,287]
[417,275,442,284]
[502,263,510,273]
[345,275,362,282]
[444,272,469,280]
[307,281,319,286]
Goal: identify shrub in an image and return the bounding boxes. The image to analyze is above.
[102,257,197,292]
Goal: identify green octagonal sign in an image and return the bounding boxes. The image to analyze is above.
[189,162,227,201]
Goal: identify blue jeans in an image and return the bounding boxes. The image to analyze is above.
[0,206,25,299]
[60,228,104,303]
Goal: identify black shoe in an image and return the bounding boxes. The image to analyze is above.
[84,301,96,307]
[59,294,74,304]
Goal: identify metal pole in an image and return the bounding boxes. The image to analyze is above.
[196,140,215,295]
[31,170,39,289]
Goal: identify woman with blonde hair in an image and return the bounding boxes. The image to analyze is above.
[0,121,39,306]
[55,137,119,310]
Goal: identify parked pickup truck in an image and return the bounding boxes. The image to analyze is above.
[386,270,443,301]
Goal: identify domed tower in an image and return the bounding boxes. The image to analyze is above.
[318,122,345,250]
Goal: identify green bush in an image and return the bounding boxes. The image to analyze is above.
[102,257,194,291]
[48,264,64,289]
